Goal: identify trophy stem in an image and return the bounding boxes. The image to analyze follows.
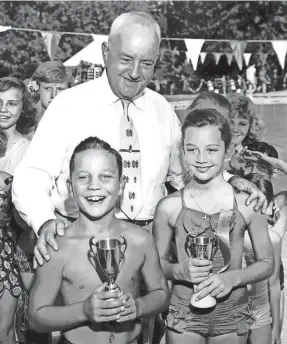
[107,276,123,296]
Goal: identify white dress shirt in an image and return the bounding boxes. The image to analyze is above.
[12,72,184,233]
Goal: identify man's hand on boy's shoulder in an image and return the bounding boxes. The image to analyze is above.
[83,283,128,323]
[228,175,268,214]
[34,218,68,268]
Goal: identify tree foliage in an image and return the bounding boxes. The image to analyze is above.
[0,1,287,76]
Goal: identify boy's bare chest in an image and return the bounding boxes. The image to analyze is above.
[62,242,143,297]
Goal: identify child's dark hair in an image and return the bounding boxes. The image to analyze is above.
[69,137,122,179]
[245,141,278,159]
[0,76,37,138]
[244,173,274,204]
[189,91,231,119]
[244,173,278,225]
[182,108,232,151]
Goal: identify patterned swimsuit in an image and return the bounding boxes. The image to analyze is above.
[0,176,22,299]
[167,188,255,337]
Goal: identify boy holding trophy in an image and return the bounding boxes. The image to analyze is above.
[28,136,169,344]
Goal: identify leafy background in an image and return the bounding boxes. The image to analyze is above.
[1,1,287,77]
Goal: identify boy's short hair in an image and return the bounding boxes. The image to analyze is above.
[69,137,123,179]
[244,173,274,204]
[245,141,278,159]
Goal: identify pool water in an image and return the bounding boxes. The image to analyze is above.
[258,104,287,193]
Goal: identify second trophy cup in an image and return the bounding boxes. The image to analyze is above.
[185,235,218,308]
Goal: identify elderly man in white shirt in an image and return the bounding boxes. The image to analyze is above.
[13,11,185,260]
[12,10,267,344]
[13,11,265,264]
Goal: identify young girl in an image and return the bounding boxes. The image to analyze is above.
[20,61,75,139]
[153,108,274,344]
[0,77,35,174]
[225,94,265,175]
[243,173,281,344]
[0,171,22,344]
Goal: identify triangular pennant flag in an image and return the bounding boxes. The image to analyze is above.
[0,25,11,32]
[225,53,233,66]
[271,40,287,70]
[213,53,222,65]
[243,53,252,66]
[200,52,207,64]
[230,40,247,70]
[41,32,62,60]
[185,39,205,71]
[64,35,108,66]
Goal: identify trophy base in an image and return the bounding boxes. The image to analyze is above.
[190,289,216,309]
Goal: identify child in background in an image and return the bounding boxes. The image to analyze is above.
[28,136,169,344]
[20,61,75,139]
[243,173,281,344]
[0,77,35,175]
[243,141,287,338]
[224,94,265,175]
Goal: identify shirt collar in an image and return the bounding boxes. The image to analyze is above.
[101,69,146,111]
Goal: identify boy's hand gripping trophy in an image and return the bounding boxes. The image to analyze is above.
[185,235,218,308]
[89,236,127,297]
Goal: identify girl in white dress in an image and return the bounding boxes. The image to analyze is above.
[0,77,36,175]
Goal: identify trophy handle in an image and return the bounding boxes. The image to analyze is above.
[185,233,192,257]
[89,235,99,262]
[120,234,127,263]
[210,235,219,261]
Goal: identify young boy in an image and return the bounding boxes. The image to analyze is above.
[28,136,169,344]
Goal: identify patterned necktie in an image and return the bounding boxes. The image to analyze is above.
[119,100,143,219]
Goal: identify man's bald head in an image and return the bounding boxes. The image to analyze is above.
[102,11,161,100]
[109,11,161,49]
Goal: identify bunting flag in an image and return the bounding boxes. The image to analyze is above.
[271,40,287,70]
[230,40,247,70]
[64,34,108,66]
[213,53,222,65]
[200,52,207,64]
[225,53,233,66]
[41,32,62,60]
[184,39,205,71]
[243,53,252,66]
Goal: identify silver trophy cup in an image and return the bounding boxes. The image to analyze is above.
[185,235,218,308]
[89,236,126,296]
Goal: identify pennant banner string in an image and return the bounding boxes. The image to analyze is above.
[1,25,282,43]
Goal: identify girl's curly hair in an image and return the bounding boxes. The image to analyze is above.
[226,94,266,145]
[0,76,38,138]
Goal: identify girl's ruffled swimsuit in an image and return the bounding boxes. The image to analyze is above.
[167,188,255,337]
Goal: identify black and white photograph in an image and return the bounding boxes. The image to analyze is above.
[0,1,287,344]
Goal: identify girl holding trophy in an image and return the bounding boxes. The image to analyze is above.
[153,108,275,344]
